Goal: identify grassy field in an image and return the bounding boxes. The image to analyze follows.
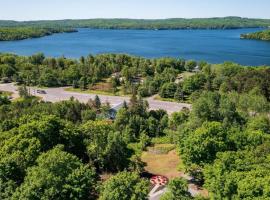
[141,144,184,179]
[65,78,130,97]
[181,71,196,79]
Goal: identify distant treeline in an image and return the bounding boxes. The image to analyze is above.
[0,27,77,41]
[241,29,270,41]
[1,17,270,30]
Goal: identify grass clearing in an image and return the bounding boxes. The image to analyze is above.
[14,96,43,102]
[181,71,196,79]
[65,78,130,97]
[141,144,184,179]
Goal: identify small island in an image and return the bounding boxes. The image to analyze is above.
[0,27,77,41]
[241,29,270,41]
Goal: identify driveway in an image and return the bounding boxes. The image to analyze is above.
[0,83,191,114]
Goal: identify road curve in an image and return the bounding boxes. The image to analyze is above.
[0,83,191,115]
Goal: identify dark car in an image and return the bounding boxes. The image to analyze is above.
[37,90,46,94]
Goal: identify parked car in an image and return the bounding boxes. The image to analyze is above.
[37,90,46,94]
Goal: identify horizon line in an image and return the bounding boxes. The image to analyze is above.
[1,16,270,22]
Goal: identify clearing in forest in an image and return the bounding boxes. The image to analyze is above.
[141,144,183,179]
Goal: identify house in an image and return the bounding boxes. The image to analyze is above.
[108,102,126,119]
[192,65,201,73]
[111,72,126,83]
[111,72,121,79]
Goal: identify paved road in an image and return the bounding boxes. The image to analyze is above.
[149,186,167,200]
[0,83,191,114]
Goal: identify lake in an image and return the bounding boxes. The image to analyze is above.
[0,28,270,66]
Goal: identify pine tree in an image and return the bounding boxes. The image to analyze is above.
[94,95,101,109]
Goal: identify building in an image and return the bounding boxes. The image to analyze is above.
[192,65,201,73]
[108,102,126,119]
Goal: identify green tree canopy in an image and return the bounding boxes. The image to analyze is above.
[12,146,97,200]
[99,171,149,200]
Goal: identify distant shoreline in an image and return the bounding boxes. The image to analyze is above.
[1,17,270,31]
[0,27,77,41]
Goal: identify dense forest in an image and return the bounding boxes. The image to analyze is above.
[0,53,270,199]
[1,17,270,30]
[241,29,270,41]
[0,53,199,101]
[0,27,76,41]
[1,53,270,102]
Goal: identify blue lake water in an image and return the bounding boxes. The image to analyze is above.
[0,28,270,66]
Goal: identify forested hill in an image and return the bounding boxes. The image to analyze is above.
[0,27,77,41]
[241,29,270,41]
[1,17,270,30]
[1,17,270,41]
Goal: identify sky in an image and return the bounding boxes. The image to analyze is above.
[0,0,270,21]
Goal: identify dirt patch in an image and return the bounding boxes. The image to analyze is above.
[100,173,114,182]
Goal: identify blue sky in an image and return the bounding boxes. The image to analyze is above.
[1,0,270,21]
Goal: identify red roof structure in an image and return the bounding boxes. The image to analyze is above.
[150,175,168,186]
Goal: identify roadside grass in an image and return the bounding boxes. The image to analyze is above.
[65,79,130,97]
[154,94,191,104]
[0,90,13,96]
[141,143,184,179]
[65,87,122,96]
[14,96,43,102]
